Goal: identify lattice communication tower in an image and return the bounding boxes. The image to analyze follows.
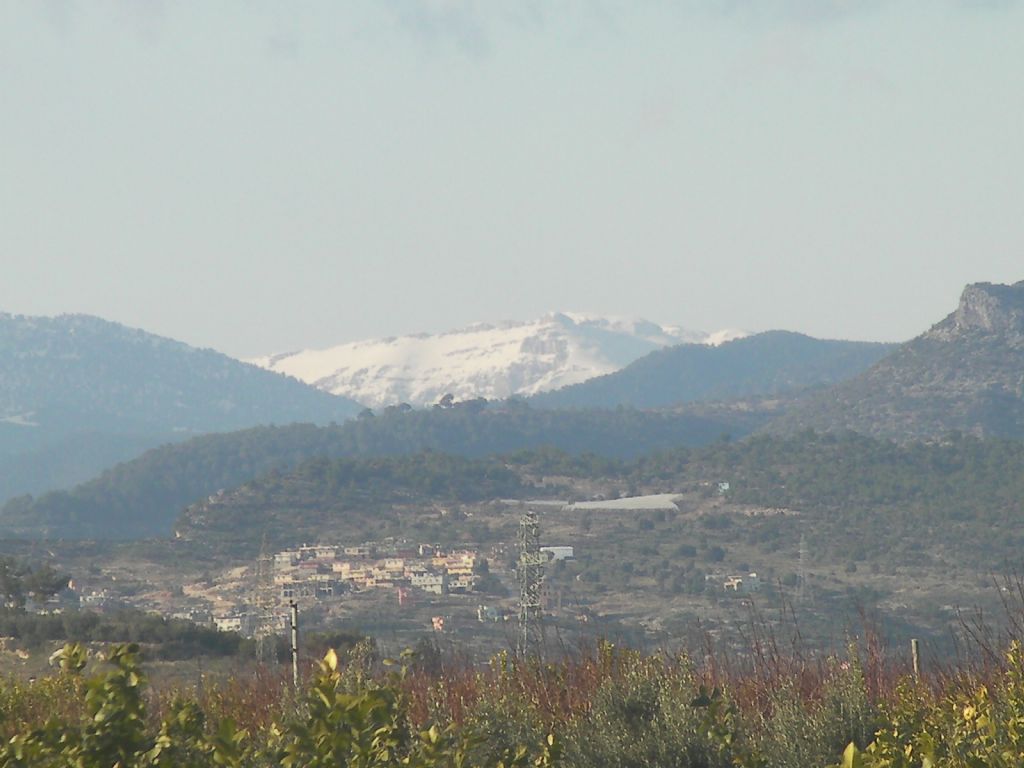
[517,509,545,657]
[253,534,277,666]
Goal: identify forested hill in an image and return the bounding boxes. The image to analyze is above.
[530,331,895,410]
[0,313,362,502]
[0,402,770,539]
[176,453,530,550]
[653,431,1024,566]
[174,432,1024,565]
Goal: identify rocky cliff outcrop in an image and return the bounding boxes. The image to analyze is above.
[768,280,1024,440]
[926,281,1024,344]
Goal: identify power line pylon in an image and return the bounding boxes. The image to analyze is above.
[517,509,545,658]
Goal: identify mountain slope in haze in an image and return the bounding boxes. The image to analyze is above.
[531,331,897,410]
[250,312,746,409]
[0,402,775,539]
[771,281,1024,440]
[0,313,362,501]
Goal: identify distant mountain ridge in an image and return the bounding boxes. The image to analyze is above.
[531,331,897,410]
[771,280,1024,440]
[250,312,746,408]
[0,312,362,501]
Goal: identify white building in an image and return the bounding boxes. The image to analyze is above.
[541,546,575,561]
[274,551,297,569]
[410,571,448,595]
[213,614,253,634]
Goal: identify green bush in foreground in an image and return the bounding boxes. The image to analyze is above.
[834,641,1024,768]
[16,638,1024,766]
[0,643,561,768]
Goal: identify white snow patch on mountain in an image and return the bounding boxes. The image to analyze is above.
[250,313,746,409]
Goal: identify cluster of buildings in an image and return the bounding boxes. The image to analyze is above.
[15,581,122,616]
[202,542,486,637]
[272,543,481,601]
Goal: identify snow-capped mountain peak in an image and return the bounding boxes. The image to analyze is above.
[249,314,746,409]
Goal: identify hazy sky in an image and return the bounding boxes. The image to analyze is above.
[2,1,1022,357]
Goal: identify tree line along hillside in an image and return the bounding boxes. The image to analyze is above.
[624,431,1024,566]
[160,432,1024,572]
[8,398,1024,572]
[530,331,896,410]
[502,432,1024,567]
[176,452,530,550]
[0,403,767,539]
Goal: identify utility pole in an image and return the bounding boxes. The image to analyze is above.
[797,531,808,607]
[289,600,299,689]
[517,509,545,658]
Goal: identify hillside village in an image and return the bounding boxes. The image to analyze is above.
[274,543,480,599]
[201,540,489,635]
[6,489,785,646]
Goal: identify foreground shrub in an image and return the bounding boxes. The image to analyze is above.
[0,643,560,768]
[23,637,1024,766]
[834,640,1024,768]
[757,656,878,768]
[560,647,744,768]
